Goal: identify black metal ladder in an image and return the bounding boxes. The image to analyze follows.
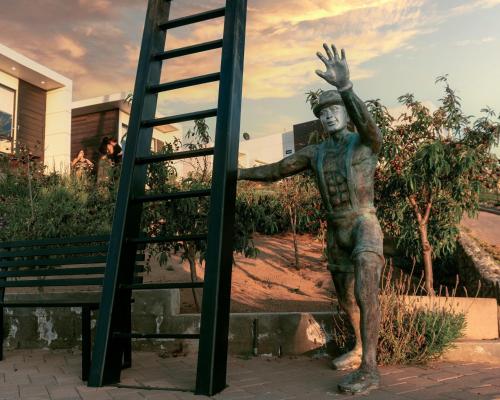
[87,0,247,396]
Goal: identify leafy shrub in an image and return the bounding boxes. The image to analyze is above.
[0,167,116,241]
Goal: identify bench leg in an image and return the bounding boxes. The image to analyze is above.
[122,300,132,369]
[0,305,4,361]
[81,306,91,381]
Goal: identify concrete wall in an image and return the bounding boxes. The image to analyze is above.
[2,290,180,352]
[456,231,500,335]
[44,84,72,172]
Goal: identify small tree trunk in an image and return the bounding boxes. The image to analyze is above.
[185,245,200,312]
[418,222,434,295]
[409,196,434,296]
[289,207,300,269]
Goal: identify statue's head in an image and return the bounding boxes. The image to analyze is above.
[313,90,347,135]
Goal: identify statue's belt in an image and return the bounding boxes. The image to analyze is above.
[326,206,376,221]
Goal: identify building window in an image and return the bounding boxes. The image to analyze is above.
[121,123,128,139]
[0,85,15,140]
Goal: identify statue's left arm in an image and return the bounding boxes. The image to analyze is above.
[316,43,382,153]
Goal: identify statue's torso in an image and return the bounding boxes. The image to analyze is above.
[312,133,377,216]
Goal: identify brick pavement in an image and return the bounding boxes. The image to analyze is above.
[0,350,499,400]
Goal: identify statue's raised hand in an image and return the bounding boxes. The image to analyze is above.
[316,43,352,91]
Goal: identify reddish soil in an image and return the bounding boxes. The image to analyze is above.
[145,233,336,313]
[462,211,500,247]
[11,213,496,312]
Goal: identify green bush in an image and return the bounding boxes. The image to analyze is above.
[236,176,325,237]
[0,166,116,241]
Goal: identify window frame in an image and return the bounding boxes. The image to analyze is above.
[0,83,17,152]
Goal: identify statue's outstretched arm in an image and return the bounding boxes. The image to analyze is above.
[315,43,382,153]
[238,145,315,182]
[340,88,382,153]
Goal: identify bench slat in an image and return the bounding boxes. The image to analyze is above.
[1,301,100,308]
[0,276,143,288]
[0,235,110,249]
[0,245,108,259]
[0,278,105,287]
[0,265,145,279]
[0,256,107,268]
[0,254,145,269]
[0,267,106,278]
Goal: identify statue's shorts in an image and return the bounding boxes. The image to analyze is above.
[326,207,384,273]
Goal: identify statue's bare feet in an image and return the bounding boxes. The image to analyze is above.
[331,348,362,370]
[338,368,380,394]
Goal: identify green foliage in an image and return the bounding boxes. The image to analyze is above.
[305,89,323,110]
[0,168,116,241]
[370,76,500,268]
[236,174,325,237]
[143,119,257,274]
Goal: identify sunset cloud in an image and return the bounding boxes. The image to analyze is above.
[55,35,87,59]
[0,0,499,105]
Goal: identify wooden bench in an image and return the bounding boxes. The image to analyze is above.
[0,235,145,380]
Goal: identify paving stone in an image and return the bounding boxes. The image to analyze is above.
[3,350,500,400]
[18,384,49,398]
[46,385,81,400]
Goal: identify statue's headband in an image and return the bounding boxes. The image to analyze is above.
[313,90,345,117]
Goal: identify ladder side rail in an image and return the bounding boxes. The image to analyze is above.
[88,0,171,387]
[195,0,248,396]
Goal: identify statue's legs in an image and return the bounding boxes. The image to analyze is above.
[338,251,383,394]
[330,271,362,370]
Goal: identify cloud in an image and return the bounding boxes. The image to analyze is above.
[148,0,428,103]
[455,36,496,46]
[78,0,112,13]
[451,0,500,15]
[55,35,87,59]
[1,0,498,104]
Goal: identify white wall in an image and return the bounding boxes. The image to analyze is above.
[0,70,19,154]
[44,83,72,172]
[238,132,288,168]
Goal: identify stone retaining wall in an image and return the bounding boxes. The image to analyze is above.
[457,231,500,334]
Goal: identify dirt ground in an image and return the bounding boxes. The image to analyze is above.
[147,210,500,314]
[145,233,336,313]
[461,211,500,261]
[462,211,500,247]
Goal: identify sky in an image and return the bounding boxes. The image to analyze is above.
[1,0,500,140]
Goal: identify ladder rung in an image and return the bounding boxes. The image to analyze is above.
[148,73,220,94]
[114,332,200,339]
[154,40,223,61]
[142,109,217,128]
[159,7,225,30]
[121,282,204,290]
[132,188,211,203]
[136,147,215,165]
[128,234,207,245]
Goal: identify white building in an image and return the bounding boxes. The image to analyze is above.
[238,131,294,168]
[0,44,72,171]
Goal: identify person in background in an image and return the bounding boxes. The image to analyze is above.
[97,137,114,184]
[108,137,122,164]
[71,149,94,178]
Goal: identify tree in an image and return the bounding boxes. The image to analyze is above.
[276,174,323,269]
[143,119,256,310]
[370,76,500,294]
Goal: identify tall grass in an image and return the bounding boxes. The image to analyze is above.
[332,263,466,365]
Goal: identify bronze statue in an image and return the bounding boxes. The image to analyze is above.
[238,43,384,394]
